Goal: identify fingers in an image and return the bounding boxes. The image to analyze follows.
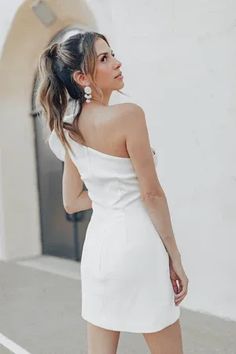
[171,278,179,294]
[174,278,189,305]
[168,263,189,305]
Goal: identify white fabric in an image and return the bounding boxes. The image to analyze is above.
[48,122,180,333]
[48,114,74,162]
[48,129,65,161]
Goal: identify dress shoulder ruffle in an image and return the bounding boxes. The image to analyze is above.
[48,114,74,162]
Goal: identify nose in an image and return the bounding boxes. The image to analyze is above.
[114,57,122,68]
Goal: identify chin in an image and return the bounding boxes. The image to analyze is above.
[111,81,124,91]
[118,81,125,88]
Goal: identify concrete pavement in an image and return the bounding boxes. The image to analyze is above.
[0,256,235,354]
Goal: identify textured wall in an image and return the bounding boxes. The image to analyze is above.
[106,0,236,320]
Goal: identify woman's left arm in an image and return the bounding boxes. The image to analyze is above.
[62,149,92,213]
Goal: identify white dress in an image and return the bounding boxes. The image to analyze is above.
[49,115,180,333]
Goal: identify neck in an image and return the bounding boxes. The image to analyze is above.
[86,89,112,106]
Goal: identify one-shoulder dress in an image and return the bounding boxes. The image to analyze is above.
[48,114,180,333]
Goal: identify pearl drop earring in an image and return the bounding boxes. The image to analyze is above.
[84,86,92,103]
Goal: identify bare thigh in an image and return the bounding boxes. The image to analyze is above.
[86,321,121,354]
[142,319,184,354]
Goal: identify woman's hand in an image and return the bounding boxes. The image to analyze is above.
[169,257,189,305]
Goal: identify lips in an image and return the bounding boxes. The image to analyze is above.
[114,72,122,78]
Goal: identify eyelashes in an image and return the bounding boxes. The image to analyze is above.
[101,53,115,62]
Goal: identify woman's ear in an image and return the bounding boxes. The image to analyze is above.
[72,70,89,87]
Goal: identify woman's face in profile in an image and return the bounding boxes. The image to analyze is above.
[94,38,124,92]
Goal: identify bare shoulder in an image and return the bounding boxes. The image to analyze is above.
[109,102,146,132]
[110,102,144,118]
[109,103,164,198]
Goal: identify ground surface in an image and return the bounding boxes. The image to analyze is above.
[0,256,235,354]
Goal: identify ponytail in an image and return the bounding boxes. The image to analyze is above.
[36,42,73,153]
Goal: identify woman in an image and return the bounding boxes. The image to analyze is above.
[37,31,188,354]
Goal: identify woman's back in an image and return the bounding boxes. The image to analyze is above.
[49,104,157,210]
[69,102,136,159]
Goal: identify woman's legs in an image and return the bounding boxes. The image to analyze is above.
[87,321,121,354]
[142,319,184,354]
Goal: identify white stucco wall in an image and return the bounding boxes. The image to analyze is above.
[0,0,235,321]
[104,0,236,321]
[0,0,22,55]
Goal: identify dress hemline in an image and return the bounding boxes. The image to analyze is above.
[81,307,181,334]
